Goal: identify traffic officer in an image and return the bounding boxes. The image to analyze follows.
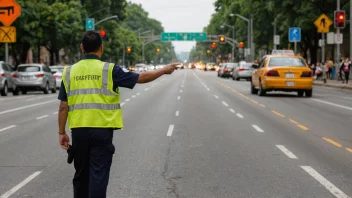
[57,31,177,198]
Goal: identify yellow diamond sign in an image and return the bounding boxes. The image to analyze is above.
[314,14,333,33]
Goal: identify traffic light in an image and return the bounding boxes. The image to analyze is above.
[207,50,211,54]
[211,42,217,49]
[334,10,346,28]
[219,35,226,43]
[126,46,132,53]
[156,48,160,53]
[239,42,244,48]
[99,30,106,38]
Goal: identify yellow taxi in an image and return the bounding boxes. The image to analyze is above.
[251,50,313,97]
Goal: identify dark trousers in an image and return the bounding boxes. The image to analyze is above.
[71,128,115,198]
[345,72,350,84]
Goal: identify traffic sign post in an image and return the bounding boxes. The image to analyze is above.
[314,14,333,65]
[86,18,95,31]
[335,33,343,44]
[289,27,301,54]
[160,32,207,41]
[0,0,21,64]
[0,26,16,43]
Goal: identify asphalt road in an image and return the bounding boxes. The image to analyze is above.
[0,69,352,198]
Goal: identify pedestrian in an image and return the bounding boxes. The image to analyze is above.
[57,31,178,198]
[316,62,323,80]
[310,63,316,76]
[340,57,351,84]
[327,58,334,80]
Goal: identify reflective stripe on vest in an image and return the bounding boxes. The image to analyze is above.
[68,103,121,111]
[65,62,113,97]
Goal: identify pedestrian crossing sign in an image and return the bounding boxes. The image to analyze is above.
[314,14,333,33]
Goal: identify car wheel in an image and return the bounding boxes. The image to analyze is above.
[43,83,49,94]
[236,77,240,81]
[1,82,8,96]
[305,89,312,97]
[21,90,27,95]
[13,87,19,95]
[250,81,258,95]
[257,80,266,96]
[297,91,304,97]
[51,84,57,93]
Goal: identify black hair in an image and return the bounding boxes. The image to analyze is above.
[81,31,102,53]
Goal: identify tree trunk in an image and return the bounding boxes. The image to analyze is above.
[50,50,54,66]
[310,46,318,64]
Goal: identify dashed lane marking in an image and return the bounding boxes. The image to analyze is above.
[121,102,125,107]
[0,100,56,115]
[180,90,183,93]
[125,99,130,102]
[236,113,244,118]
[0,125,16,133]
[276,145,298,159]
[53,112,58,115]
[132,95,136,98]
[252,125,264,133]
[144,88,149,91]
[167,125,174,136]
[346,148,352,153]
[177,96,181,100]
[311,98,352,111]
[214,95,219,99]
[290,119,299,125]
[36,115,48,120]
[300,166,350,198]
[136,93,140,96]
[229,109,235,113]
[297,124,309,131]
[222,101,229,107]
[322,137,342,148]
[259,104,266,108]
[175,111,179,116]
[0,171,42,198]
[271,110,285,118]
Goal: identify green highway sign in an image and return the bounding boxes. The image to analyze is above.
[161,32,207,41]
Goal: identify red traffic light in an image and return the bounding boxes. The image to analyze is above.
[99,30,106,38]
[335,10,346,28]
[211,42,217,49]
[239,42,244,48]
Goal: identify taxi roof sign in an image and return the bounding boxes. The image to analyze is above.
[271,50,295,55]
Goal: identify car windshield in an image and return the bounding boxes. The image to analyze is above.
[17,66,40,72]
[241,63,252,69]
[268,57,306,67]
[51,68,63,73]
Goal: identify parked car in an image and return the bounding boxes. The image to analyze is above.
[232,62,253,81]
[50,65,65,89]
[0,61,15,96]
[12,64,56,95]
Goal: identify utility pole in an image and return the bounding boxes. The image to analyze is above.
[336,0,341,67]
[273,18,277,50]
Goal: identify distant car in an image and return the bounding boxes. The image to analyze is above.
[217,64,223,76]
[220,63,236,78]
[206,63,216,71]
[0,61,15,96]
[12,64,56,95]
[50,65,66,89]
[232,62,253,81]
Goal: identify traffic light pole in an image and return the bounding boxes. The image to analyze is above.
[5,43,8,63]
[336,0,341,67]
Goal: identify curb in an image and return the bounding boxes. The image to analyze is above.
[313,82,352,90]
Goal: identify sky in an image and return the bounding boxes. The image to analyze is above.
[129,0,216,53]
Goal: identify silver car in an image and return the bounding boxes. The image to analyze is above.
[232,62,253,81]
[13,64,56,95]
[50,65,66,89]
[0,61,15,96]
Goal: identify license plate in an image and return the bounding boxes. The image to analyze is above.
[285,73,294,78]
[22,76,30,80]
[286,82,295,86]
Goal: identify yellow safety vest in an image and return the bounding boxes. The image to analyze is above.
[62,59,123,129]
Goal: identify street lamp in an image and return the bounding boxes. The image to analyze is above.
[230,13,253,61]
[139,29,155,63]
[220,24,236,62]
[95,15,119,26]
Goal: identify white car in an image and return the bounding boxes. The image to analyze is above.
[50,65,66,88]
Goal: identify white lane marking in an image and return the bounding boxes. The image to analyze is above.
[214,95,219,99]
[0,171,42,198]
[136,93,140,96]
[131,95,136,98]
[181,85,184,88]
[222,101,229,107]
[177,96,181,100]
[121,102,125,106]
[144,88,149,91]
[25,97,37,101]
[252,125,264,132]
[0,125,16,133]
[206,88,210,91]
[180,90,183,93]
[0,100,56,115]
[276,145,298,159]
[236,113,244,118]
[36,115,48,120]
[125,98,130,102]
[229,109,235,113]
[300,166,350,198]
[175,111,179,116]
[53,112,58,115]
[167,125,174,136]
[311,98,352,111]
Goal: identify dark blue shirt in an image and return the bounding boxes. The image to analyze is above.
[58,55,139,101]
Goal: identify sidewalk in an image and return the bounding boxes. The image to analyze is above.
[313,79,352,89]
